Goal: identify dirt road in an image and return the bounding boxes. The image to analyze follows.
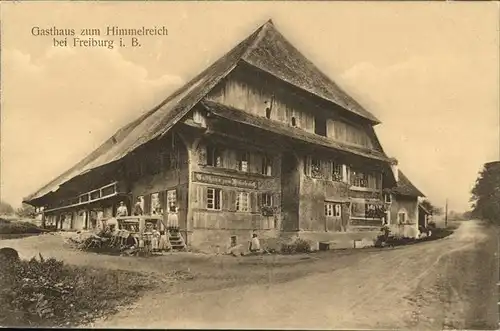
[90,221,497,330]
[1,221,497,329]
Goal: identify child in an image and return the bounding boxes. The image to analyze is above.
[249,233,261,253]
[151,228,160,252]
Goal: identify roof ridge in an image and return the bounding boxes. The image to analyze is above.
[240,19,274,59]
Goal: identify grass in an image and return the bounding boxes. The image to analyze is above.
[0,253,191,327]
[0,220,44,235]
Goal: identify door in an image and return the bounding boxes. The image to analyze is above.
[325,202,342,232]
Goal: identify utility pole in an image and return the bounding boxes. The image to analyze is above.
[445,198,448,228]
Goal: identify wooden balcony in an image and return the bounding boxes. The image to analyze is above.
[44,182,126,213]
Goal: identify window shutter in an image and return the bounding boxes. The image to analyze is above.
[256,192,262,211]
[222,190,230,211]
[251,192,258,212]
[201,187,208,209]
[229,190,236,212]
[252,153,262,174]
[304,156,311,175]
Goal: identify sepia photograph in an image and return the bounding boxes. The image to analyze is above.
[1,1,499,329]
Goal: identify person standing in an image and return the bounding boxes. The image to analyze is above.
[133,197,144,216]
[116,201,129,217]
[168,207,179,228]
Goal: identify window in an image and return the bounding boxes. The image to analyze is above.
[398,212,407,223]
[90,190,101,200]
[311,158,322,178]
[262,193,273,207]
[207,145,222,167]
[384,194,392,204]
[351,201,365,218]
[151,193,162,215]
[207,188,221,210]
[193,110,205,125]
[236,192,250,212]
[331,162,343,181]
[261,155,272,176]
[350,169,368,188]
[102,184,115,197]
[314,117,327,136]
[365,203,378,218]
[167,190,177,212]
[325,202,341,217]
[237,151,249,172]
[291,117,297,127]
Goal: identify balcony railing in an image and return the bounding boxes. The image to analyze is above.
[45,182,124,213]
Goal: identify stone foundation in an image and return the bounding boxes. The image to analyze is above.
[187,228,281,253]
[296,230,380,250]
[187,228,382,253]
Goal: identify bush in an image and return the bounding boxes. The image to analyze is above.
[280,238,311,254]
[0,253,159,327]
[0,221,43,235]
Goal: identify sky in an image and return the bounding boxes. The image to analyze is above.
[1,1,499,212]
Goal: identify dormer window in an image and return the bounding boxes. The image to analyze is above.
[291,117,297,127]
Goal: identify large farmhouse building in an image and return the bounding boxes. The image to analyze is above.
[24,20,425,250]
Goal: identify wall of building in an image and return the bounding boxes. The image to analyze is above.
[299,175,349,232]
[186,136,282,248]
[281,152,300,232]
[126,134,190,230]
[207,67,379,151]
[390,195,418,224]
[389,195,419,238]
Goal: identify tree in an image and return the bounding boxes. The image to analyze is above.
[470,161,500,223]
[0,200,14,215]
[16,203,37,219]
[420,199,442,215]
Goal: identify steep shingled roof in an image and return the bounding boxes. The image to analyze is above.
[392,170,425,198]
[24,19,381,204]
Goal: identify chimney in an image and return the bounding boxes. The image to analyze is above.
[390,157,399,182]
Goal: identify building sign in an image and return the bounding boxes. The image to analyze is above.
[193,172,258,189]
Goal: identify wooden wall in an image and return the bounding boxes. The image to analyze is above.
[207,66,378,150]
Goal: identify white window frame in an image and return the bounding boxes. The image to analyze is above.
[167,189,177,213]
[207,188,222,210]
[325,202,341,217]
[311,158,322,179]
[236,192,250,212]
[331,161,343,182]
[398,211,407,223]
[151,192,161,215]
[262,193,273,207]
[384,194,392,204]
